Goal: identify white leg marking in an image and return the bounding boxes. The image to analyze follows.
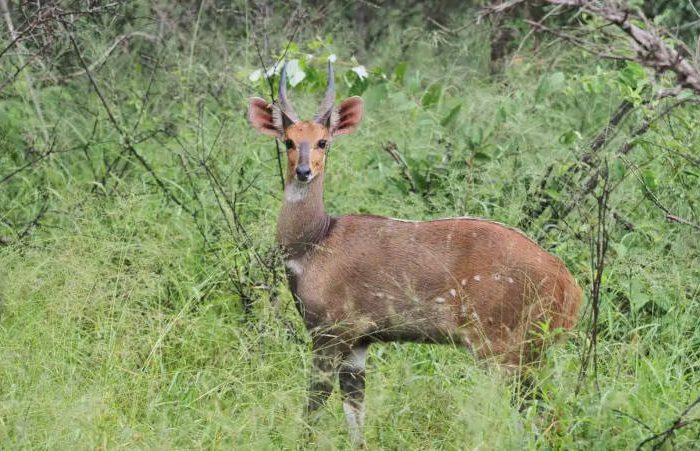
[349,347,368,370]
[343,400,365,447]
[344,346,367,447]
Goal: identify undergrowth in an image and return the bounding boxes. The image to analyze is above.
[0,1,699,449]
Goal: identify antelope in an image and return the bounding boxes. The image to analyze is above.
[248,61,581,446]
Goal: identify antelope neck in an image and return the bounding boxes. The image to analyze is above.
[276,173,331,258]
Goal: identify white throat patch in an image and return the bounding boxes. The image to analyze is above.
[284,180,310,203]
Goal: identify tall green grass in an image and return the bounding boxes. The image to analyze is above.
[1,3,699,449]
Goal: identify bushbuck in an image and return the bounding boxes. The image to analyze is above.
[248,61,581,446]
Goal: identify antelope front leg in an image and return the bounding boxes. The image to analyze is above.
[305,337,340,422]
[339,345,368,448]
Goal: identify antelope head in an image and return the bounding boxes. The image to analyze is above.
[248,61,364,183]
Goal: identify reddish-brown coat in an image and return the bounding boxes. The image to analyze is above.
[250,79,582,444]
[285,211,581,366]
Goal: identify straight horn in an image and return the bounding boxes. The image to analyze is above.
[277,62,299,123]
[314,60,336,125]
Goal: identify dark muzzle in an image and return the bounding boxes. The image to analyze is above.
[296,164,311,182]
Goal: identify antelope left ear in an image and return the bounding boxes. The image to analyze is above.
[331,96,363,137]
[248,97,283,138]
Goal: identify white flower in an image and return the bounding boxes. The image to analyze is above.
[286,59,306,86]
[248,69,262,82]
[351,65,368,80]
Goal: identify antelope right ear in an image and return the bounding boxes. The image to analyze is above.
[249,97,283,138]
[331,96,364,137]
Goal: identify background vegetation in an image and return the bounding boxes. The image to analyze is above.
[1,0,699,449]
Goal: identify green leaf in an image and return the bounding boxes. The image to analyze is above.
[440,104,462,127]
[642,169,658,191]
[421,83,442,108]
[618,61,647,90]
[394,62,408,84]
[495,105,507,125]
[348,70,369,96]
[558,130,581,145]
[474,151,491,162]
[545,188,562,201]
[611,159,626,181]
[630,279,650,313]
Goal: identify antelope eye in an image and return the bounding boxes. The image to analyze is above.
[284,139,294,149]
[317,139,327,150]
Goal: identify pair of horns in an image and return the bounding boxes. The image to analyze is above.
[277,60,335,125]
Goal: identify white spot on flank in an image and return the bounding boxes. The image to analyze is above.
[507,277,514,284]
[435,297,446,304]
[461,278,468,286]
[284,259,303,276]
[449,289,457,297]
[473,275,481,282]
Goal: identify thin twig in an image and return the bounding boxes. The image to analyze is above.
[576,159,609,394]
[62,21,192,215]
[383,141,417,193]
[0,0,49,143]
[636,395,700,450]
[628,161,700,232]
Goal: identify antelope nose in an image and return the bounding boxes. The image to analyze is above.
[296,164,311,181]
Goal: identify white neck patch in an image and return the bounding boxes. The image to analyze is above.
[284,180,310,203]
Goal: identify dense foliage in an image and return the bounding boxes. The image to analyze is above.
[1,1,699,448]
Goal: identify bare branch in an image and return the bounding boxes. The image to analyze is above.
[383,141,417,194]
[0,0,49,143]
[482,1,700,94]
[636,394,700,450]
[629,161,700,232]
[57,31,159,81]
[478,0,527,20]
[545,0,700,94]
[61,21,192,215]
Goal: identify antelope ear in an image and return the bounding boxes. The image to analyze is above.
[248,97,283,138]
[331,96,363,137]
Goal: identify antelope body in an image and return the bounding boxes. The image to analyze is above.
[248,62,581,446]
